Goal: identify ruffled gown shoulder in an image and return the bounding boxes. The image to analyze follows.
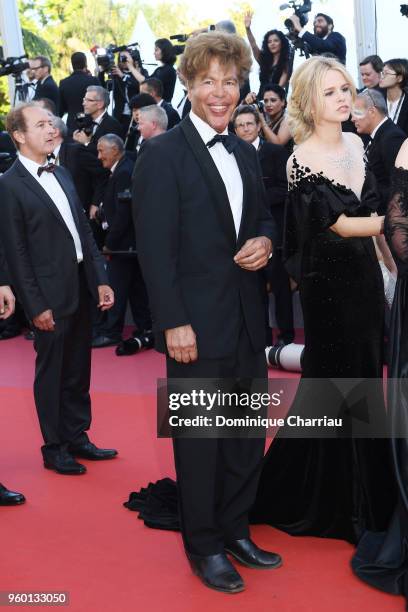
[352,167,408,606]
[250,159,396,543]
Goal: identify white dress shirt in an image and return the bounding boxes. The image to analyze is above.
[19,153,83,262]
[190,111,243,237]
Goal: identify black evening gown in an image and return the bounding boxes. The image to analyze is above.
[250,159,396,543]
[352,167,408,607]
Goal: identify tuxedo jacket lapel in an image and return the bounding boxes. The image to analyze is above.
[53,166,80,226]
[180,116,237,246]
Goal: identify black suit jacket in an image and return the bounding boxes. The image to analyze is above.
[88,113,125,154]
[396,93,408,137]
[34,75,60,113]
[102,156,135,251]
[132,115,276,357]
[367,118,406,214]
[0,160,107,320]
[258,140,289,242]
[302,31,347,64]
[58,140,109,211]
[161,101,180,130]
[0,240,8,286]
[59,71,99,133]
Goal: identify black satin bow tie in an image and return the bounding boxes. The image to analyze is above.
[37,162,56,177]
[206,133,237,154]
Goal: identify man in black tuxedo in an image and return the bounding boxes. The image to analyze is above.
[352,89,407,214]
[289,12,346,64]
[59,52,99,134]
[133,32,281,593]
[232,105,293,346]
[73,86,124,154]
[140,78,180,129]
[0,251,25,505]
[358,55,384,94]
[0,103,118,475]
[52,117,109,216]
[92,134,151,348]
[32,56,60,114]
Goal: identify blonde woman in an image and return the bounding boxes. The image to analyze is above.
[252,57,395,544]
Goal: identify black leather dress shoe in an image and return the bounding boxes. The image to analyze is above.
[225,538,282,569]
[68,441,118,460]
[0,483,25,505]
[42,448,86,475]
[92,335,120,348]
[187,552,244,593]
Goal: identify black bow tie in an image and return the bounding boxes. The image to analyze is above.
[206,133,237,154]
[37,162,56,177]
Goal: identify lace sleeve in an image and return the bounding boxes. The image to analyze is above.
[385,167,408,276]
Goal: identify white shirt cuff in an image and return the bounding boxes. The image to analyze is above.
[298,28,306,38]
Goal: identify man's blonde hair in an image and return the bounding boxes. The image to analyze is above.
[179,32,252,86]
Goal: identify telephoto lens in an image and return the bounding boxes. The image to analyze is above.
[266,343,304,372]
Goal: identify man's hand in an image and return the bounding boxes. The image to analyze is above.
[73,129,91,145]
[33,309,55,331]
[288,14,302,33]
[165,324,198,363]
[111,65,124,78]
[244,92,257,105]
[0,286,15,319]
[234,236,272,271]
[89,204,99,220]
[98,285,114,311]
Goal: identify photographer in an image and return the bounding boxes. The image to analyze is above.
[31,56,60,113]
[103,50,148,133]
[244,11,290,95]
[73,85,124,153]
[245,85,292,149]
[123,38,177,103]
[59,52,99,134]
[288,12,346,64]
[92,134,151,348]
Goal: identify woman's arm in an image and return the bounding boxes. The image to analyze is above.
[330,214,384,238]
[278,71,289,89]
[244,11,261,64]
[260,114,291,146]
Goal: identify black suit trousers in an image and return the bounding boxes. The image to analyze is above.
[33,265,92,448]
[100,256,151,337]
[167,322,266,556]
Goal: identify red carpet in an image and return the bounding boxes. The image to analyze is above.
[0,335,403,611]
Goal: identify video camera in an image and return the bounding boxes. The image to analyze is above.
[280,0,312,37]
[94,42,141,73]
[401,4,408,17]
[0,54,30,78]
[170,34,189,56]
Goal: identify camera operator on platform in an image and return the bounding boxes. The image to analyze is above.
[287,12,346,65]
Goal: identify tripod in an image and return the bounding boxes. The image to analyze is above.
[13,73,28,106]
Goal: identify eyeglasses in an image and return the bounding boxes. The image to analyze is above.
[32,65,45,71]
[83,97,100,102]
[381,70,397,77]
